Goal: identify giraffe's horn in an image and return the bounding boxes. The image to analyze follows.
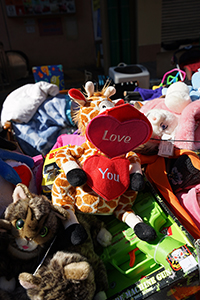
[103,86,116,98]
[85,81,95,97]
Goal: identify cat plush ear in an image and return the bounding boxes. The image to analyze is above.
[19,272,41,290]
[12,183,31,203]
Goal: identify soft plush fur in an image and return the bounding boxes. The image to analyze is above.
[137,84,200,153]
[134,97,180,154]
[19,212,109,300]
[19,211,108,300]
[164,81,191,113]
[175,100,200,151]
[0,184,69,297]
[19,251,96,300]
[52,81,157,244]
[0,184,109,300]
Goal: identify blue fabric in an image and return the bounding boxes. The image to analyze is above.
[12,94,77,157]
[0,149,34,168]
[0,149,34,184]
[0,158,22,185]
[134,86,163,101]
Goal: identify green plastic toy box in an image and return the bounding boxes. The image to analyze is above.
[98,181,200,300]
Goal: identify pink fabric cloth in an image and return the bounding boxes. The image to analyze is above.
[32,134,85,193]
[32,154,44,194]
[176,184,200,230]
[51,134,85,150]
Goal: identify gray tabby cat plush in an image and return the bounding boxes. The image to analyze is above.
[0,183,110,300]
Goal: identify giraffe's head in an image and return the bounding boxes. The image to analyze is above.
[69,81,122,135]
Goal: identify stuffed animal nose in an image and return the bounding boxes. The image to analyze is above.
[25,236,32,242]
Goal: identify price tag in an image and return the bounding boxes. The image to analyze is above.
[158,140,174,157]
[179,255,197,273]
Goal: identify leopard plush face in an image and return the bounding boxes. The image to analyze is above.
[2,183,69,260]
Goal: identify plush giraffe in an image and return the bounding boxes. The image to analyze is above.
[52,81,157,245]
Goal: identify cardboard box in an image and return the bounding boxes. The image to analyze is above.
[98,181,200,300]
[41,145,67,195]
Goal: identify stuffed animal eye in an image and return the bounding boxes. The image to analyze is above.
[160,122,168,130]
[99,100,114,112]
[16,219,24,230]
[40,226,48,237]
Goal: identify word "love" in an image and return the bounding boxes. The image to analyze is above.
[102,130,131,143]
[99,168,119,182]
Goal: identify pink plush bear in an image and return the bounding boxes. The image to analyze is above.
[139,81,200,152]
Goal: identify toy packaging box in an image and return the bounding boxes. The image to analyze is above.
[32,64,65,90]
[99,182,200,300]
[42,146,200,300]
[41,145,67,195]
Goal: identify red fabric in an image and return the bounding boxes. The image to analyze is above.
[104,103,152,124]
[13,165,32,187]
[183,62,200,73]
[86,104,152,158]
[182,62,200,80]
[68,88,86,103]
[83,155,130,201]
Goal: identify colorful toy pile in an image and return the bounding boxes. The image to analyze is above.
[1,77,200,300]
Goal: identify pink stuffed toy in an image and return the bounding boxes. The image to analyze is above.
[139,81,200,153]
[138,82,200,235]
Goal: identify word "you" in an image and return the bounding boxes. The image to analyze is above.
[99,168,119,182]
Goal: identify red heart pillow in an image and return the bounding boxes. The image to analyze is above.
[86,104,152,158]
[83,155,130,201]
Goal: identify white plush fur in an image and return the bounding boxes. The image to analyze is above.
[103,86,116,98]
[85,81,95,97]
[145,109,179,139]
[165,81,191,114]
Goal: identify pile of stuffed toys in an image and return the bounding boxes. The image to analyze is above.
[1,71,200,299]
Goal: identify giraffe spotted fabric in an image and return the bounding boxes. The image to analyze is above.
[53,144,140,219]
[52,82,157,242]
